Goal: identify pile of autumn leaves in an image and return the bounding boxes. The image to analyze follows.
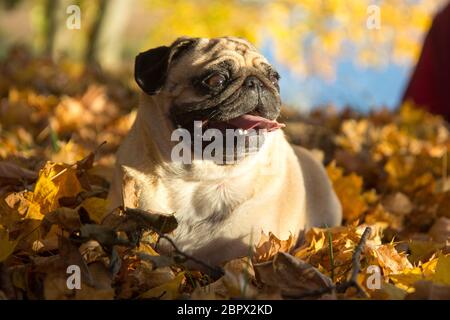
[0,50,449,300]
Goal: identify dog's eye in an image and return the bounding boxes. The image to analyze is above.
[269,72,280,85]
[204,73,227,88]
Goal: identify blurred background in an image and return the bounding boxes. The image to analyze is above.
[2,1,450,301]
[0,0,448,112]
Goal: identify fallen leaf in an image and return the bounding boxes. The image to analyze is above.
[0,161,37,186]
[254,252,333,298]
[28,162,83,219]
[253,231,294,263]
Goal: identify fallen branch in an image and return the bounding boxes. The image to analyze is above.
[102,205,224,278]
[285,226,372,299]
[336,226,371,296]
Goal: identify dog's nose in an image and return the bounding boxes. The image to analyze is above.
[244,76,263,89]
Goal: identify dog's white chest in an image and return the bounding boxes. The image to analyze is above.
[160,175,255,254]
[168,177,248,222]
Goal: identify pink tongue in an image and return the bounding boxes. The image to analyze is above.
[227,114,285,132]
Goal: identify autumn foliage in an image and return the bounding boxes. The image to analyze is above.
[0,49,449,300]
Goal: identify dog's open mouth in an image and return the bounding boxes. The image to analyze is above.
[202,113,285,133]
[172,111,285,164]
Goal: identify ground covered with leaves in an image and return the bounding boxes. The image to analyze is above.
[0,48,449,300]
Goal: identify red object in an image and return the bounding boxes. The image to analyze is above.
[403,3,450,120]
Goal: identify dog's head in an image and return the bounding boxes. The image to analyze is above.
[135,36,284,160]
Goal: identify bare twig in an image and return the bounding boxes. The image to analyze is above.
[287,226,372,299]
[103,205,224,277]
[336,226,371,296]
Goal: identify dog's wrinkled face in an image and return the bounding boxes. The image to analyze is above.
[135,37,284,159]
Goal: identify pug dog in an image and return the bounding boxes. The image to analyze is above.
[108,36,342,269]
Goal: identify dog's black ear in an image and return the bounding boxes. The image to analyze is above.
[135,46,171,95]
[135,38,198,95]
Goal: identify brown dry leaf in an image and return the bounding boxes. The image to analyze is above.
[364,242,412,276]
[221,257,257,298]
[0,161,37,186]
[254,252,333,298]
[253,231,295,263]
[1,191,44,251]
[193,257,257,299]
[0,192,29,228]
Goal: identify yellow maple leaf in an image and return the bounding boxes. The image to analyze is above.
[27,162,83,219]
[387,255,450,292]
[326,162,373,221]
